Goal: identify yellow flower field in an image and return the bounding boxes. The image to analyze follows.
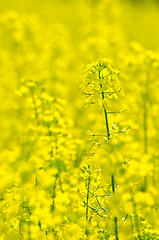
[0,0,159,239]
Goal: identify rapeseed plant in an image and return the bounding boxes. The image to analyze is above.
[80,59,130,239]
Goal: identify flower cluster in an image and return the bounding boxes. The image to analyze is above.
[81,58,121,107]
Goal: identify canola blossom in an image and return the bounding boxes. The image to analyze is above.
[0,0,159,239]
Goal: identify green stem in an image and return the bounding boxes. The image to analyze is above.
[58,171,64,193]
[51,173,58,211]
[86,169,91,221]
[85,167,91,236]
[111,174,115,193]
[99,71,110,140]
[19,219,22,235]
[38,220,41,230]
[111,174,119,240]
[114,217,119,240]
[100,83,110,140]
[99,71,118,239]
